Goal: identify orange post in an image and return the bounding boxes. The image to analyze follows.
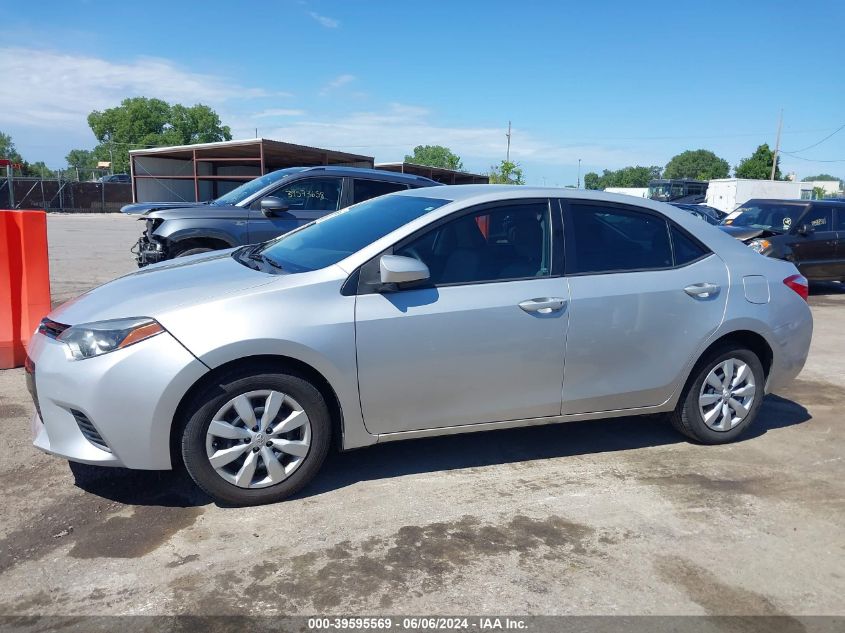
[0,210,51,369]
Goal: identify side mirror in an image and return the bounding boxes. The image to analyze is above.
[260,196,288,217]
[379,255,430,285]
[797,223,814,236]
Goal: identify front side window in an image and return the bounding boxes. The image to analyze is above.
[566,204,673,274]
[255,194,449,273]
[352,179,408,204]
[213,168,308,206]
[395,202,552,285]
[268,177,343,212]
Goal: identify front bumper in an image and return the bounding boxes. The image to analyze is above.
[132,234,168,267]
[27,328,208,469]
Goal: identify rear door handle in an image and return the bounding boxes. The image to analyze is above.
[518,297,567,314]
[684,282,720,298]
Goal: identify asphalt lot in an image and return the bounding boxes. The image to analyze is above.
[0,213,843,616]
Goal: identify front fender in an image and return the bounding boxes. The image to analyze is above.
[153,221,245,248]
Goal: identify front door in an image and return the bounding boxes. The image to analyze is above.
[355,200,569,434]
[788,204,840,280]
[248,176,344,243]
[560,201,729,415]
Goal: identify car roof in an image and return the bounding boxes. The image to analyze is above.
[392,184,693,210]
[297,166,437,185]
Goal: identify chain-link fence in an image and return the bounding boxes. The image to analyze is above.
[0,176,132,213]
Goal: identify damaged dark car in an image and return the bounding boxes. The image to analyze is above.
[719,198,845,281]
[129,166,437,267]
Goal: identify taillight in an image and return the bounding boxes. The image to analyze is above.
[783,274,809,301]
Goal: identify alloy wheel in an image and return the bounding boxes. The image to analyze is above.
[204,390,311,488]
[698,358,757,432]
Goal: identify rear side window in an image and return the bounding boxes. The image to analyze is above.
[565,204,672,274]
[671,226,709,265]
[353,179,408,204]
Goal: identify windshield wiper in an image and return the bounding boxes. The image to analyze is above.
[245,245,284,271]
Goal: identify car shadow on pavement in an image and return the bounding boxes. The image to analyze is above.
[68,461,213,508]
[809,280,844,296]
[66,394,809,507]
[300,393,811,499]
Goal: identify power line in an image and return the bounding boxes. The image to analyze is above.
[781,123,845,154]
[779,151,845,163]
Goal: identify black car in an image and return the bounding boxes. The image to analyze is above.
[128,166,438,267]
[99,173,131,183]
[719,198,845,281]
[670,203,726,225]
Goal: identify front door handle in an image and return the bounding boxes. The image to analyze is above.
[518,297,567,314]
[684,282,720,298]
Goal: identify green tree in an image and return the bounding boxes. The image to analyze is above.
[87,97,232,173]
[404,145,464,171]
[735,143,783,180]
[65,149,98,178]
[23,161,56,178]
[664,149,729,181]
[583,165,661,189]
[812,186,827,200]
[0,130,23,163]
[488,160,525,185]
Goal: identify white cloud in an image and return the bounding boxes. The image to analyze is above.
[0,47,272,129]
[235,102,645,172]
[309,11,340,28]
[253,108,306,118]
[319,73,356,95]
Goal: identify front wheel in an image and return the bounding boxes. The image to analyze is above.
[181,368,331,506]
[669,347,765,444]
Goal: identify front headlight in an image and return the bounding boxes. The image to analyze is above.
[747,239,772,254]
[57,317,164,360]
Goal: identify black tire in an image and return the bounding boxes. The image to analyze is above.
[174,247,213,258]
[669,346,765,444]
[180,366,331,506]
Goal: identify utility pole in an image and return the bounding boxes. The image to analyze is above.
[770,109,783,181]
[505,121,512,162]
[577,158,582,189]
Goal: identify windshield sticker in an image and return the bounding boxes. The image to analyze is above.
[783,217,792,230]
[726,210,742,220]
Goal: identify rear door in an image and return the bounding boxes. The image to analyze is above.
[247,176,344,243]
[789,203,839,280]
[560,201,729,415]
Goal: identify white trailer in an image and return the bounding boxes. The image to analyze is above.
[705,179,815,213]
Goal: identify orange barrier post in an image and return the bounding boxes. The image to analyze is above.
[0,210,51,369]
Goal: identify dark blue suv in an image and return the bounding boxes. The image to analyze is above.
[127,166,438,266]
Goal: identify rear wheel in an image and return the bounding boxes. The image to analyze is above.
[181,368,331,506]
[669,346,764,444]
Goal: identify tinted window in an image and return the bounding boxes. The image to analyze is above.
[835,207,845,230]
[256,195,449,273]
[395,202,552,285]
[725,202,806,232]
[803,205,833,230]
[671,226,709,265]
[566,204,672,274]
[270,177,342,212]
[353,179,407,204]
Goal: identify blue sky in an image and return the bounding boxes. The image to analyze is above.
[2,0,844,185]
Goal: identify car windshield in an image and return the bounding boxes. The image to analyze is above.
[212,168,309,206]
[648,184,670,200]
[251,194,451,273]
[721,202,805,232]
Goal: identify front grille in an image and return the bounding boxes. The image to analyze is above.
[70,409,111,452]
[38,319,70,340]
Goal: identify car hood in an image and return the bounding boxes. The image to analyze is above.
[718,225,768,241]
[121,201,198,215]
[144,204,248,221]
[49,249,274,325]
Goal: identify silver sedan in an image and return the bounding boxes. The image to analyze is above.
[27,186,813,505]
